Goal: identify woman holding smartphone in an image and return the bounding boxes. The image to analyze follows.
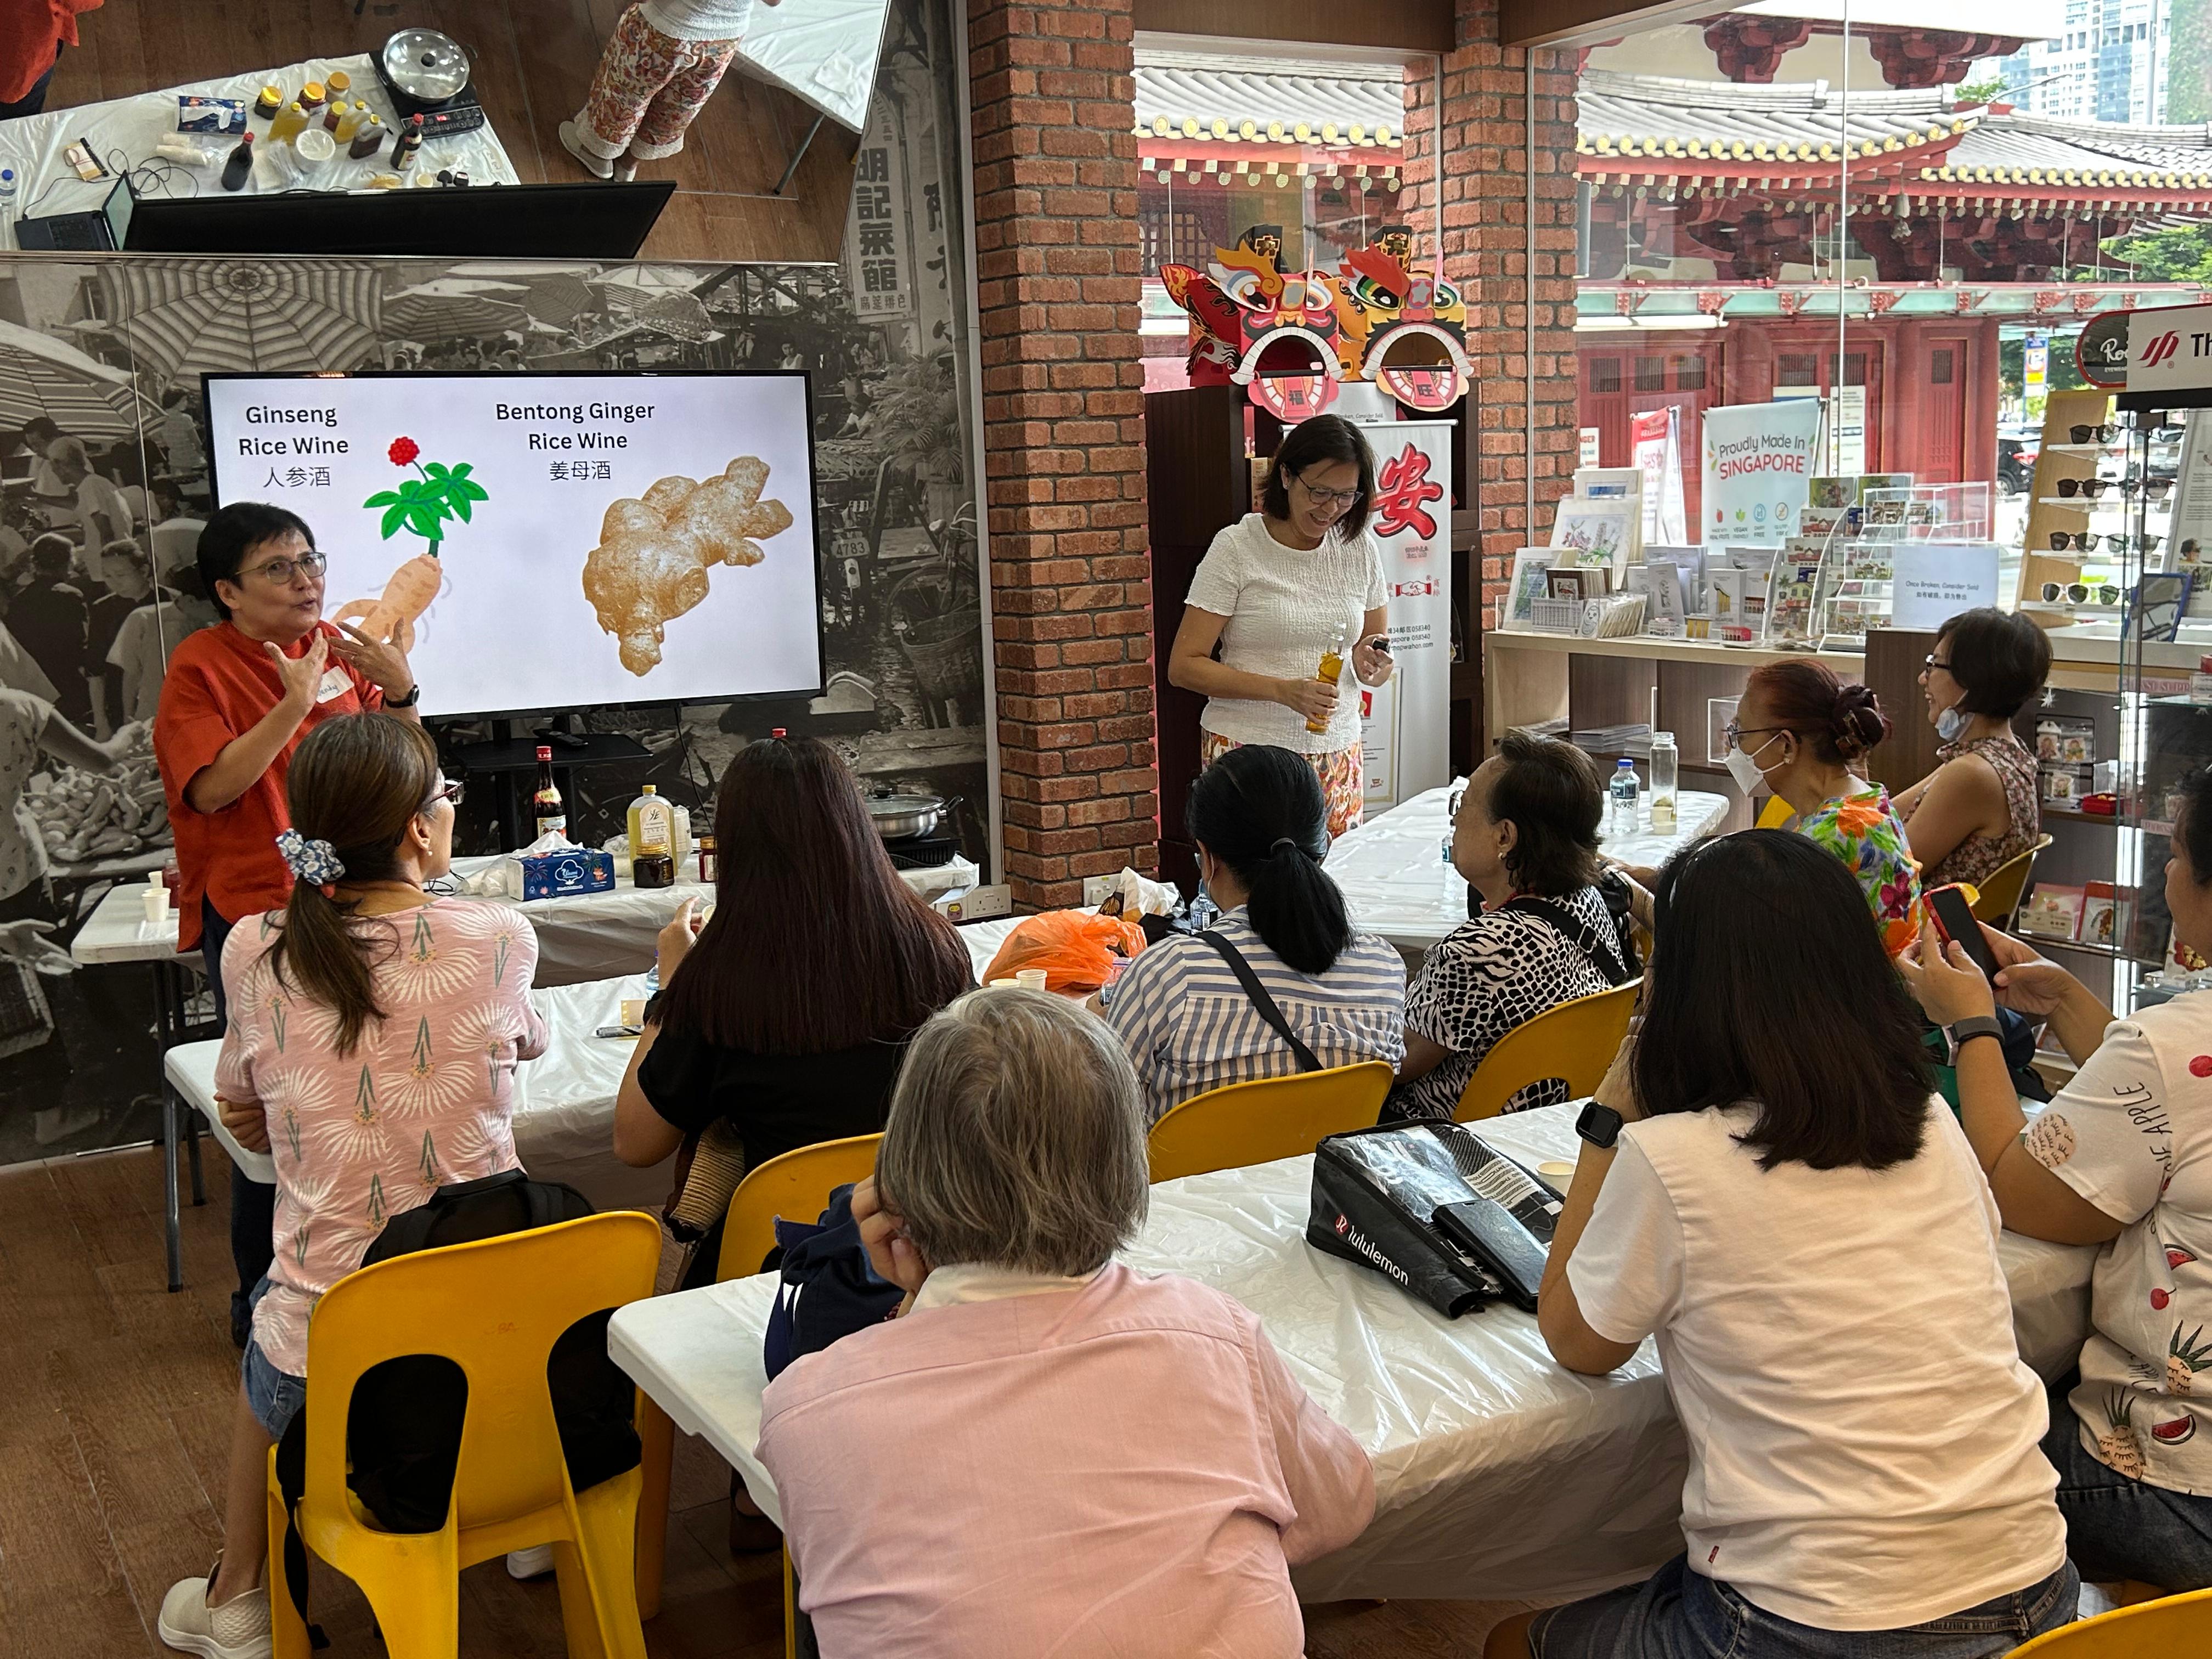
[1167,414,1395,837]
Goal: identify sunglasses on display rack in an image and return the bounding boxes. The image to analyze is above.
[2121,477,2175,503]
[2069,423,2118,445]
[2040,582,2111,605]
[2056,477,2112,499]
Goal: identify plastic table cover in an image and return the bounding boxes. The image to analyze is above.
[1324,783,1730,958]
[607,1102,2096,1605]
[0,54,521,235]
[732,0,891,133]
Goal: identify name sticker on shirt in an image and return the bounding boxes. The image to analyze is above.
[314,667,353,704]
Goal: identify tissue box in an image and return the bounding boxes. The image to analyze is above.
[519,845,614,901]
[177,95,247,134]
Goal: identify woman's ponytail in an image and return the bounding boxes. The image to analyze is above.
[1188,747,1352,976]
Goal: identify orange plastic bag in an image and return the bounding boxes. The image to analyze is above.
[982,910,1148,994]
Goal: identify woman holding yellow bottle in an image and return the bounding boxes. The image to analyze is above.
[1168,414,1395,836]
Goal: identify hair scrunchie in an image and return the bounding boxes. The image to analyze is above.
[1271,837,1305,858]
[276,827,346,890]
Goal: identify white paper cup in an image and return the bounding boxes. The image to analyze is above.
[1015,968,1049,991]
[1537,1160,1575,1183]
[142,889,170,927]
[294,125,336,182]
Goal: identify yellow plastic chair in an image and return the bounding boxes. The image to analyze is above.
[2006,1584,2212,1654]
[1454,980,1641,1122]
[1973,833,2054,925]
[266,1210,661,1659]
[632,1133,884,1637]
[1146,1061,1398,1183]
[1754,794,1795,830]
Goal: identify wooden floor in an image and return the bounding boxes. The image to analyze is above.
[46,0,857,264]
[1,1141,1528,1657]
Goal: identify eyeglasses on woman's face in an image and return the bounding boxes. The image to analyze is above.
[1721,720,1788,753]
[422,778,465,813]
[241,549,328,586]
[1295,472,1363,510]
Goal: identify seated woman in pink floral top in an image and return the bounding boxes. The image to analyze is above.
[1729,661,1922,956]
[159,714,546,1659]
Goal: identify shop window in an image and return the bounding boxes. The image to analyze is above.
[1634,356,1665,392]
[1673,354,1706,391]
[1778,353,1819,387]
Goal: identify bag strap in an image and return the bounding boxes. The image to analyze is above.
[1502,896,1633,988]
[1197,930,1323,1074]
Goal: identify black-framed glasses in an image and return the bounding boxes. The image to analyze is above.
[2070,423,2117,445]
[423,778,465,811]
[2056,477,2111,499]
[241,549,328,585]
[1720,720,1787,753]
[1923,655,1953,673]
[2050,532,2091,552]
[1295,473,1363,509]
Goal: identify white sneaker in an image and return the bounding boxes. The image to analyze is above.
[558,119,613,180]
[157,1564,272,1659]
[505,1544,556,1580]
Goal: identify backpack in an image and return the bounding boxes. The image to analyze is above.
[273,1170,641,1644]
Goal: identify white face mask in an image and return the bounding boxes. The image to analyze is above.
[1935,699,1969,743]
[1724,730,1784,795]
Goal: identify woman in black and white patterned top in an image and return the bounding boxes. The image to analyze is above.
[1392,730,1627,1121]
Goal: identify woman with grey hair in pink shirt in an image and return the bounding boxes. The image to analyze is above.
[755,988,1376,1656]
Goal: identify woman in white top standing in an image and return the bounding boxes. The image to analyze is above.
[1169,414,1395,837]
[1503,828,2076,1659]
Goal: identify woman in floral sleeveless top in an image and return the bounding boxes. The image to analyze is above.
[1894,608,2049,894]
[161,714,544,1659]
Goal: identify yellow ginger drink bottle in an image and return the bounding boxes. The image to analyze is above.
[1307,625,1347,736]
[268,101,308,144]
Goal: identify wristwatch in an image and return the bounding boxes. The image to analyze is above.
[1946,1014,2003,1063]
[1576,1101,1624,1150]
[385,682,422,709]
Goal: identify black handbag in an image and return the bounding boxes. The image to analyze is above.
[1307,1121,1562,1316]
[762,1182,907,1381]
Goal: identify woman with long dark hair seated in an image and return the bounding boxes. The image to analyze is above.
[612,735,973,1258]
[1901,761,2212,1595]
[1502,830,2076,1659]
[1103,743,1403,1124]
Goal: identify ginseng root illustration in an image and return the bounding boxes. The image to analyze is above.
[581,457,793,675]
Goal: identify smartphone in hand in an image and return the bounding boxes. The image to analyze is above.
[1925,884,2000,980]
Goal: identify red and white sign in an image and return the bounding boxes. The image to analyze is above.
[2128,303,2212,398]
[1355,420,1454,811]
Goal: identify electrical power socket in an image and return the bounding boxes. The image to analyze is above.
[940,883,1012,923]
[1081,875,1118,906]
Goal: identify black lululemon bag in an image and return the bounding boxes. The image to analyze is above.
[1307,1121,1564,1316]
[273,1170,640,1643]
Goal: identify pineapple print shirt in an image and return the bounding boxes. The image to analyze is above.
[216,896,548,1378]
[2028,996,2212,1494]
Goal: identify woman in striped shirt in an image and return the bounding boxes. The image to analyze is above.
[1103,744,1404,1125]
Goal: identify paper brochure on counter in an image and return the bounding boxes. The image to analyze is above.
[1889,541,2001,632]
[204,371,823,720]
[1355,420,1452,811]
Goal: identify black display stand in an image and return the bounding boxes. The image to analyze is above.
[443,727,651,850]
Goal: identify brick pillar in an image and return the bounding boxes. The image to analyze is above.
[1402,1,1579,631]
[968,0,1156,910]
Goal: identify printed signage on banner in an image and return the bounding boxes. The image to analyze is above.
[1354,420,1453,810]
[2126,302,2212,398]
[1628,407,1688,545]
[1891,541,2001,631]
[1578,427,1602,467]
[845,94,912,320]
[2172,419,2212,568]
[1702,399,1821,544]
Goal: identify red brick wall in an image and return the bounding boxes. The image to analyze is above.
[968,0,1156,909]
[1400,0,1579,630]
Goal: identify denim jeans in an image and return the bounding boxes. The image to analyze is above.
[2042,1375,2212,1592]
[1530,1553,2078,1659]
[202,899,276,1346]
[240,1276,305,1440]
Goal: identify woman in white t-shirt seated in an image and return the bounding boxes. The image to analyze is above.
[1167,414,1396,837]
[1505,828,2076,1659]
[1391,730,1633,1120]
[1901,760,2212,1595]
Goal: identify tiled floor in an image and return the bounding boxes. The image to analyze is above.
[0,1141,1526,1656]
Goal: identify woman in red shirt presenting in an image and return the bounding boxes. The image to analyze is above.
[153,502,421,1346]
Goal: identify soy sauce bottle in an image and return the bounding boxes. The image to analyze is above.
[221,132,255,191]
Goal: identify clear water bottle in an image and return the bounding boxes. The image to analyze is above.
[1647,732,1678,835]
[1609,758,1641,838]
[0,168,16,250]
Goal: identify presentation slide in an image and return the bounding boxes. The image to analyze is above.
[203,372,822,720]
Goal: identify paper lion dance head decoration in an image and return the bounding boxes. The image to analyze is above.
[1160,223,1471,419]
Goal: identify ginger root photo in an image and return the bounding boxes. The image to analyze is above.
[581,457,794,675]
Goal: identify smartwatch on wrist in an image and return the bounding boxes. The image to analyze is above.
[1946,1014,2003,1063]
[1576,1101,1624,1151]
[385,683,422,709]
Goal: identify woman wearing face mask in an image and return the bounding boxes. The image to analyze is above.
[1889,607,2047,893]
[1728,660,1920,954]
[1167,414,1396,838]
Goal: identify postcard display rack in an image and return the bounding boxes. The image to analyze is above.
[1811,483,1992,651]
[2014,403,2212,1018]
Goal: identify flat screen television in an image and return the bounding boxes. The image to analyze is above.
[127,180,674,258]
[201,370,824,721]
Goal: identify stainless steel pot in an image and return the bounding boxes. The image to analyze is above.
[865,790,956,840]
[381,27,472,105]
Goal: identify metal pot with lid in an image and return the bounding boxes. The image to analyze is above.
[380,26,472,108]
[864,789,957,842]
